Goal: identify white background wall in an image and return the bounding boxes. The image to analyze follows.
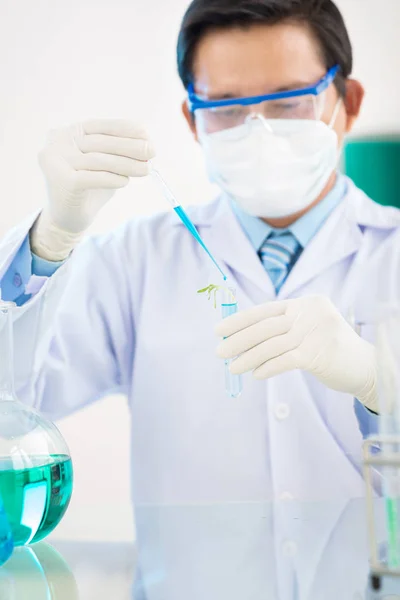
[0,0,399,541]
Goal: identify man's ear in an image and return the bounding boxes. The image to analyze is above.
[182,100,199,142]
[343,79,365,133]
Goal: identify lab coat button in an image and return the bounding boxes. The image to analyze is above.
[13,273,22,288]
[274,403,290,420]
[282,540,298,557]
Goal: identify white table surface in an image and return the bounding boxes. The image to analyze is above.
[1,499,400,600]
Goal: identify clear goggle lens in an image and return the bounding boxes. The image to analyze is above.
[195,92,326,137]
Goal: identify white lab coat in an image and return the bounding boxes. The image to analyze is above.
[1,179,400,509]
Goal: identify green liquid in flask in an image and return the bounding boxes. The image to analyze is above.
[0,455,73,546]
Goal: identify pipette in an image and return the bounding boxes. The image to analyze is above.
[149,163,227,281]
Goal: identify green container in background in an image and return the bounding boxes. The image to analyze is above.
[344,136,400,208]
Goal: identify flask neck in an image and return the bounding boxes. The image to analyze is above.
[0,302,16,401]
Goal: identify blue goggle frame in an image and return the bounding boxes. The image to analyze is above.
[188,65,340,113]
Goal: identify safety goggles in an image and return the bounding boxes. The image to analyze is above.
[188,65,340,136]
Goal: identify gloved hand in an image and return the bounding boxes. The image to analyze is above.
[216,295,378,412]
[31,119,155,261]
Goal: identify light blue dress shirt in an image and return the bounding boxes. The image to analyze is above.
[231,172,348,261]
[1,236,64,305]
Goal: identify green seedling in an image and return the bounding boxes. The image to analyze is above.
[197,284,236,309]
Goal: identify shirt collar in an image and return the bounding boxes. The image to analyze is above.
[231,172,348,252]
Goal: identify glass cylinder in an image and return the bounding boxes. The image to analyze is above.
[0,301,73,546]
[376,305,400,568]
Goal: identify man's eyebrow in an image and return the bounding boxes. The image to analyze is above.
[198,80,316,100]
[274,80,315,92]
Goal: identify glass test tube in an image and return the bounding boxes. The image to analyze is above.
[221,288,243,399]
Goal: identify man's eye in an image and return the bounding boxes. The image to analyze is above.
[219,107,246,118]
[271,102,300,111]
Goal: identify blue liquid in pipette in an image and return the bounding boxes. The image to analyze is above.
[174,206,227,281]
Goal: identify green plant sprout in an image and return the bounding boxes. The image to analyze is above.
[197,284,236,309]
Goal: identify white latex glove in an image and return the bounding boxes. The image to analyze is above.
[31,119,155,261]
[216,295,378,412]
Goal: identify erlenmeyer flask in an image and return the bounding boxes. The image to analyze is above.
[0,300,73,546]
[0,490,13,564]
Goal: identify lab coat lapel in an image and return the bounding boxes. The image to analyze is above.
[200,197,274,295]
[280,190,363,298]
[180,182,399,302]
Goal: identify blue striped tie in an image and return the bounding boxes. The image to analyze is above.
[260,232,301,293]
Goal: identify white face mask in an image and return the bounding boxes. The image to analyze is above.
[199,101,342,219]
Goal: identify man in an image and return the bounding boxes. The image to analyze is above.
[0,0,399,593]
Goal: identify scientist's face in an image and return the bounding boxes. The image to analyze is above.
[182,22,364,147]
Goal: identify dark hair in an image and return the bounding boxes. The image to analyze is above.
[177,0,352,96]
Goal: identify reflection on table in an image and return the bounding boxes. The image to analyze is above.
[132,498,400,600]
[0,540,135,600]
[0,499,400,599]
[0,542,78,599]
